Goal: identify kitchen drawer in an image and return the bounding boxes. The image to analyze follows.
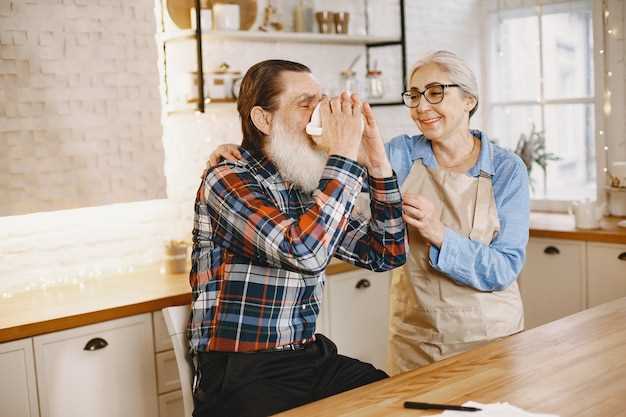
[156,349,181,394]
[0,338,40,417]
[159,390,185,417]
[587,242,626,307]
[519,238,586,329]
[34,314,157,417]
[154,311,174,352]
[326,270,390,372]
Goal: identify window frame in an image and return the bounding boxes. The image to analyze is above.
[482,0,606,213]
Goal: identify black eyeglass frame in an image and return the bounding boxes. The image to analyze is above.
[401,83,461,108]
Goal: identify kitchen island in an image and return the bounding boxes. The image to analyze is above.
[276,296,626,417]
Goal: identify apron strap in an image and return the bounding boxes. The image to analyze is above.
[469,171,493,241]
[469,140,495,241]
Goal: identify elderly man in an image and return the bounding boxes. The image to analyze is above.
[188,59,405,417]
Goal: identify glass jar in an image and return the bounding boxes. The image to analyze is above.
[366,69,384,99]
[340,69,360,95]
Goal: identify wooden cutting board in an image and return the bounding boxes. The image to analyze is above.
[165,0,259,30]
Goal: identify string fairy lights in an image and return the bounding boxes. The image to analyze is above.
[601,0,613,177]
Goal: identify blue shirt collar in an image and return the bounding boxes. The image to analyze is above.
[410,129,495,177]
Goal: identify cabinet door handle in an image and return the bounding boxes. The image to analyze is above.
[84,337,108,351]
[618,252,626,261]
[355,278,371,289]
[544,246,560,255]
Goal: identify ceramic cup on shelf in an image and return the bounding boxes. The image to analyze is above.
[315,11,334,34]
[333,11,350,34]
[213,3,240,31]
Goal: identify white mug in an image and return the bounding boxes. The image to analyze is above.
[213,4,240,31]
[569,199,604,229]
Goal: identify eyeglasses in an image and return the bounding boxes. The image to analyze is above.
[401,83,460,108]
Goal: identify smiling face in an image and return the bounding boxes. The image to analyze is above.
[409,62,476,144]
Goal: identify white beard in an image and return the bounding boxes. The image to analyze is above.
[265,118,328,194]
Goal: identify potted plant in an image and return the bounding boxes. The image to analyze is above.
[513,124,560,192]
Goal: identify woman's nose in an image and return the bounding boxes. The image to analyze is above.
[415,95,432,112]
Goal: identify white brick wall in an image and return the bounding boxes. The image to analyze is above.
[0,0,165,216]
[0,0,169,293]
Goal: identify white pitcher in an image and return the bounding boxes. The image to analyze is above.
[570,199,605,229]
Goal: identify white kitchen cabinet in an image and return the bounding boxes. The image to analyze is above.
[587,242,626,307]
[158,390,185,417]
[519,238,587,329]
[322,269,391,372]
[34,314,158,417]
[0,338,40,417]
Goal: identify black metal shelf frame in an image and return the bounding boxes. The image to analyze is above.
[191,0,407,112]
[365,0,407,107]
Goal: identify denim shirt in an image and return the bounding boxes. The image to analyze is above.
[384,130,530,291]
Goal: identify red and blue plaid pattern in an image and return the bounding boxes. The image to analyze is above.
[188,148,405,352]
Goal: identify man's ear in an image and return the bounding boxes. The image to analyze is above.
[251,106,273,136]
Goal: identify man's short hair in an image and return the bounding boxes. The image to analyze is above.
[237,59,311,154]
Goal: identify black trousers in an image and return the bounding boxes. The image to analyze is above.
[192,334,388,417]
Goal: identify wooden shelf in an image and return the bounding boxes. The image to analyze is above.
[157,29,401,45]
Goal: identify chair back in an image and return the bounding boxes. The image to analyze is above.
[162,305,194,417]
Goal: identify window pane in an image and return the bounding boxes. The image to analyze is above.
[489,105,542,151]
[542,2,594,99]
[490,12,541,102]
[537,103,596,200]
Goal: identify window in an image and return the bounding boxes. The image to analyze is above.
[485,0,596,206]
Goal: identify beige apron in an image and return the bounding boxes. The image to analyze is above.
[388,152,524,375]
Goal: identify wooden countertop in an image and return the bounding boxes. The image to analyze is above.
[276,296,626,417]
[530,212,626,244]
[0,260,359,343]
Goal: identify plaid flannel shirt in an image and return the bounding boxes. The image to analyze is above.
[188,148,405,353]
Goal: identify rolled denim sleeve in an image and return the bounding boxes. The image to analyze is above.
[428,156,530,291]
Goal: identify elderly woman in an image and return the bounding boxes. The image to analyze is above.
[206,50,529,375]
[380,50,528,374]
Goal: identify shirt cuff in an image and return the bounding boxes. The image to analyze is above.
[429,227,460,273]
[324,155,367,194]
[367,171,402,204]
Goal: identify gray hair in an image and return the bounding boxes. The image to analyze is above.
[409,50,479,119]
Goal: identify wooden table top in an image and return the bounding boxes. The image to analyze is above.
[276,296,626,417]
